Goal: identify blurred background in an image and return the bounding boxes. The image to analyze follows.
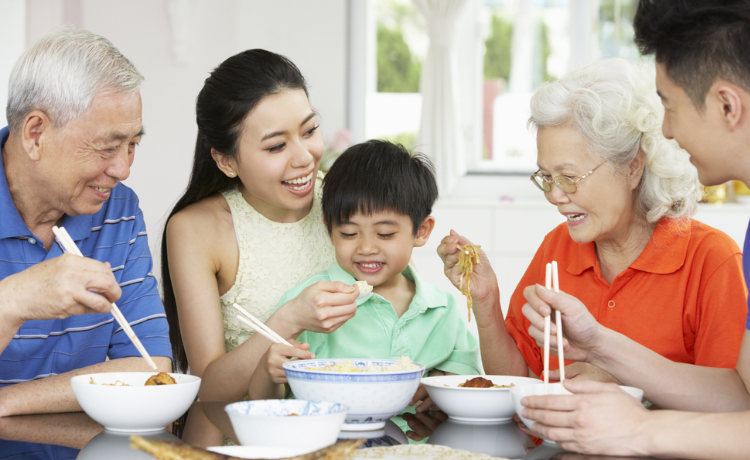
[1,0,745,330]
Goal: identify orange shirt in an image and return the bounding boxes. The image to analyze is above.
[505,218,747,377]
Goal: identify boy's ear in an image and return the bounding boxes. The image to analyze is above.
[414,216,436,248]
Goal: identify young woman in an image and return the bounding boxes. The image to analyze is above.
[162,50,359,403]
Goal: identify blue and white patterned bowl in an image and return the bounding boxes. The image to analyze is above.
[224,400,348,449]
[283,359,426,431]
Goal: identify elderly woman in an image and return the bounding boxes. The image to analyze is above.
[438,58,747,387]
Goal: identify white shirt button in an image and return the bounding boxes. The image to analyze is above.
[28,238,36,245]
[608,300,615,308]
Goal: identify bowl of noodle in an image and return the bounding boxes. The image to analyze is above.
[71,372,200,432]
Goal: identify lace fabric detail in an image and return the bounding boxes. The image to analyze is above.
[219,171,335,352]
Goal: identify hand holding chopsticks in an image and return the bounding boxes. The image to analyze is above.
[52,226,157,370]
[232,303,293,347]
[543,261,565,394]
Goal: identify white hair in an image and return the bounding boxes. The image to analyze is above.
[6,24,143,134]
[528,58,702,223]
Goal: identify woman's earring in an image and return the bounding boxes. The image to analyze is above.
[229,172,235,177]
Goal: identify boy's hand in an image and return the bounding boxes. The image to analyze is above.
[288,281,359,334]
[265,340,315,384]
[409,383,439,412]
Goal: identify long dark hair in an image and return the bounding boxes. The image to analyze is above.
[161,49,309,373]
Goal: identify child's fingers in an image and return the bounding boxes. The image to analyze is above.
[409,384,428,406]
[270,343,315,360]
[314,280,358,295]
[416,396,438,413]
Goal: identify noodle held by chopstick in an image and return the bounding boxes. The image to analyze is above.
[456,244,481,321]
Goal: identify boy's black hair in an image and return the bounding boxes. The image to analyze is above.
[322,140,438,235]
[633,0,750,110]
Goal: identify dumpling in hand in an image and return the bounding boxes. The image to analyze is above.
[354,280,373,299]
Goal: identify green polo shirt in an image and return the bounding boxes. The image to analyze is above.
[276,263,481,375]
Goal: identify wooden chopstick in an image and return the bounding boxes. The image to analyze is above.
[232,303,293,347]
[52,226,157,370]
[552,261,565,388]
[544,263,552,395]
[234,315,290,347]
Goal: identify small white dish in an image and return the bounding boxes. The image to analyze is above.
[510,382,644,444]
[421,375,540,422]
[225,399,347,450]
[71,372,200,432]
[207,446,313,459]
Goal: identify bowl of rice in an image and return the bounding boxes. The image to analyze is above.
[283,357,425,431]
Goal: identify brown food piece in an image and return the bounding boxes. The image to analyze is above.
[130,435,365,460]
[458,377,495,388]
[145,372,177,386]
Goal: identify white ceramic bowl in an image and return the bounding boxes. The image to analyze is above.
[283,358,426,431]
[71,372,200,432]
[225,400,347,450]
[429,419,536,459]
[78,428,180,460]
[510,382,644,443]
[421,375,541,422]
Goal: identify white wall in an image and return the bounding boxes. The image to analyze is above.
[18,0,349,275]
[0,0,26,129]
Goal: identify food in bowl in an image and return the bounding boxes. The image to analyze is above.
[510,382,644,444]
[458,376,513,388]
[71,372,200,432]
[145,372,176,386]
[421,375,540,422]
[224,400,348,450]
[89,372,177,386]
[307,356,419,373]
[283,358,426,430]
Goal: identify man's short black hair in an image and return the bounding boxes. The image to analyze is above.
[322,139,438,235]
[634,0,750,109]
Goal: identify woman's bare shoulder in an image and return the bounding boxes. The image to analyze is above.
[167,195,234,248]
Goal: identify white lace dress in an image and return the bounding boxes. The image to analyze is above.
[219,172,336,353]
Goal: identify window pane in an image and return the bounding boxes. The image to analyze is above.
[480,0,569,171]
[368,0,426,150]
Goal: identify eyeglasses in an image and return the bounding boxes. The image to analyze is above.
[530,162,605,194]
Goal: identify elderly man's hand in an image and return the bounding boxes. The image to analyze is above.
[521,379,651,456]
[522,284,605,363]
[0,254,118,325]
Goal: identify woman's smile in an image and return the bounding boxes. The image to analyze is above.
[281,170,314,195]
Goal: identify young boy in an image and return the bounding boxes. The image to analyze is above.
[249,140,481,410]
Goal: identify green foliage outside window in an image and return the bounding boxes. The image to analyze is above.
[377,24,422,93]
[483,13,553,85]
[484,15,513,80]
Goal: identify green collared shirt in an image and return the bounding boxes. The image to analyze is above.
[276,263,481,375]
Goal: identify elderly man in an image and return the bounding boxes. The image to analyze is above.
[0,26,171,417]
[517,1,750,458]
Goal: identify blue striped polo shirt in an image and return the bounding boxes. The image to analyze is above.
[0,126,172,386]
